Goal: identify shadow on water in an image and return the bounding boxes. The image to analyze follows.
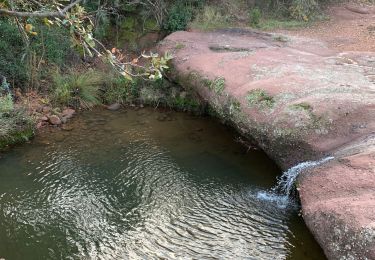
[0,108,326,259]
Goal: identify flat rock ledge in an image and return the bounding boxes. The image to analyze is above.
[159,29,375,259]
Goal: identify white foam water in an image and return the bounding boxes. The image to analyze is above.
[257,156,334,208]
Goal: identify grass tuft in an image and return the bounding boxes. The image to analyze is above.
[52,70,105,109]
[189,6,230,31]
[246,89,275,109]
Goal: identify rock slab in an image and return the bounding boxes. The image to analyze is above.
[160,29,375,259]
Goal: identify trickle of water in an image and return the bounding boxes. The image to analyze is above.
[274,156,334,196]
[257,156,334,207]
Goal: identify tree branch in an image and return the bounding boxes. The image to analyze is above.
[0,0,83,18]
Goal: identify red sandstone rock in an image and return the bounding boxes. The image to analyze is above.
[48,115,61,125]
[299,138,375,260]
[160,30,375,168]
[160,30,375,259]
[62,108,76,119]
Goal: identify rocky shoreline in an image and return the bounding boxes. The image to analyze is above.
[159,29,375,259]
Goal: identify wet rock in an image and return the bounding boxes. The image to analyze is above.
[107,103,121,111]
[62,125,74,131]
[187,132,202,143]
[54,134,66,143]
[62,108,75,119]
[48,115,61,125]
[36,122,43,129]
[157,113,173,122]
[61,117,68,124]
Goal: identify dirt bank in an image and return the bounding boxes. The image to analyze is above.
[277,3,375,52]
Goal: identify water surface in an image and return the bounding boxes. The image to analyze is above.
[0,108,325,259]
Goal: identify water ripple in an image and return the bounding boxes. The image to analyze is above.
[0,109,325,260]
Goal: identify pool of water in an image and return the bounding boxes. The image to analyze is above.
[0,108,326,259]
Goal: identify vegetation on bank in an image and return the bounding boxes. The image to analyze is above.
[0,79,34,150]
[0,0,336,150]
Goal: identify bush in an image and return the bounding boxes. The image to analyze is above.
[189,6,229,31]
[0,19,77,90]
[163,3,193,32]
[0,94,14,113]
[253,0,323,20]
[289,0,319,21]
[31,25,74,67]
[52,70,105,109]
[0,19,28,86]
[249,7,262,27]
[102,75,134,104]
[0,109,34,150]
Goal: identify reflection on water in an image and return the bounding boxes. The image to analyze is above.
[0,108,326,259]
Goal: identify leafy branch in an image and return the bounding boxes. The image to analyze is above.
[0,0,173,80]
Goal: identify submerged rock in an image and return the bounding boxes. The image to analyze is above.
[107,103,121,111]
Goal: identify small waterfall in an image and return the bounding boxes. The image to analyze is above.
[257,156,334,208]
[273,156,334,196]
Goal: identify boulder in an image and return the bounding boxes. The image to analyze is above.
[48,115,61,125]
[159,30,375,168]
[299,137,375,260]
[62,108,76,119]
[36,122,43,129]
[61,117,68,124]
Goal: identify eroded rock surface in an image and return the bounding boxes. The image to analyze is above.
[300,136,375,260]
[160,30,375,259]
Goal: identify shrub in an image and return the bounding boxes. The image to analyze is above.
[31,25,74,67]
[0,19,77,90]
[163,3,193,32]
[249,7,262,27]
[0,94,14,113]
[289,0,319,21]
[52,70,105,109]
[189,6,229,31]
[253,0,323,21]
[102,75,134,104]
[0,109,34,150]
[93,9,111,40]
[0,19,28,86]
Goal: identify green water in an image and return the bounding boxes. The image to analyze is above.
[0,108,326,259]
